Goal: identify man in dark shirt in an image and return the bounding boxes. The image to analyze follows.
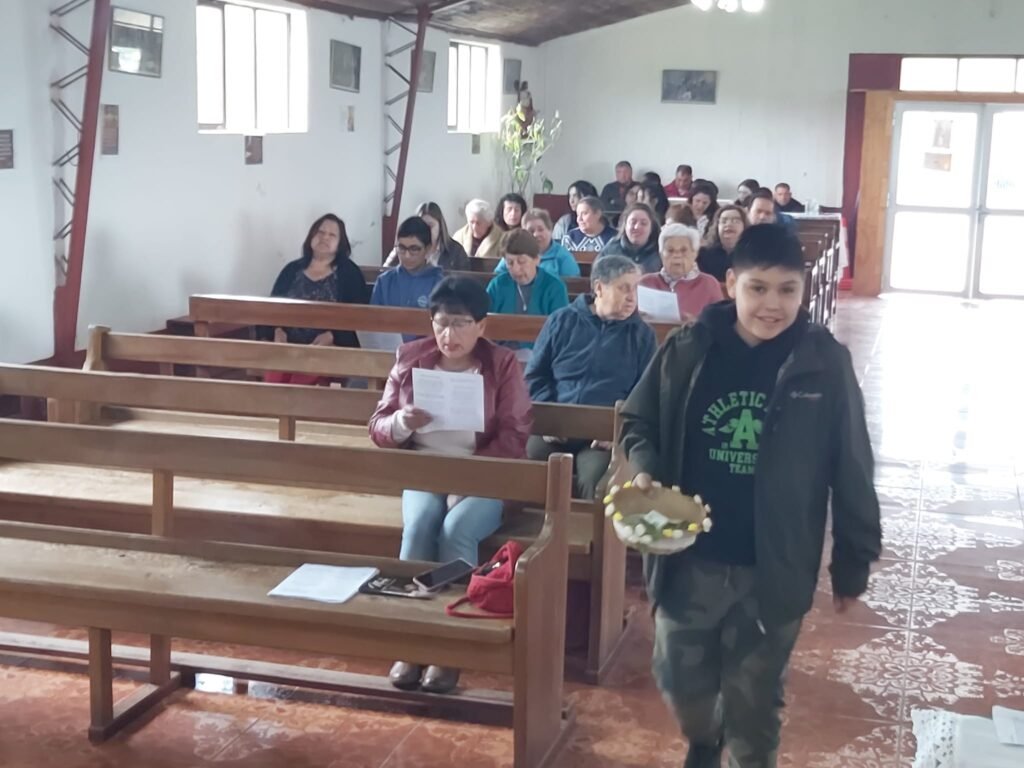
[600,160,634,215]
[773,182,806,213]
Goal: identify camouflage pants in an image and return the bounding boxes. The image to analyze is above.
[652,557,801,768]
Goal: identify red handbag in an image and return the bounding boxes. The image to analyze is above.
[445,541,524,619]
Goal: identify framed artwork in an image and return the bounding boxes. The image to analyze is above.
[416,50,436,93]
[330,40,361,92]
[108,7,164,77]
[661,69,718,104]
[503,58,522,95]
[244,135,263,165]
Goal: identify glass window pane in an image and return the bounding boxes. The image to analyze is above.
[957,57,1017,93]
[196,5,224,126]
[456,44,471,132]
[447,46,458,129]
[900,57,957,92]
[889,212,970,293]
[469,45,487,133]
[1017,59,1024,92]
[224,4,256,133]
[894,110,978,208]
[255,10,289,132]
[985,111,1024,210]
[978,216,1024,296]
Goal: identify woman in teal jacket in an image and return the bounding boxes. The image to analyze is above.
[486,230,570,347]
[493,209,581,278]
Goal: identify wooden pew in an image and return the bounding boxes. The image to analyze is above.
[0,422,574,767]
[0,359,629,684]
[359,265,592,300]
[186,295,678,345]
[468,254,594,278]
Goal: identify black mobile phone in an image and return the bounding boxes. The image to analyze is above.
[412,558,476,593]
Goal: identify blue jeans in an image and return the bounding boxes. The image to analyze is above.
[399,491,503,565]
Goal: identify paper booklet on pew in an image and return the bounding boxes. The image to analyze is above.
[268,564,379,604]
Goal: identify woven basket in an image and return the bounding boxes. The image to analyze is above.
[604,482,712,554]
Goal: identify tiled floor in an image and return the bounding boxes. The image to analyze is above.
[1,294,1023,767]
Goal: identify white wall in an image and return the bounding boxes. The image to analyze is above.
[539,0,1024,205]
[0,0,543,358]
[0,0,55,363]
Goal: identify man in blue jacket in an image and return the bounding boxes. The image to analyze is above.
[525,254,656,498]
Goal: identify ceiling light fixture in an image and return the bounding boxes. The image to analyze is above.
[692,0,766,12]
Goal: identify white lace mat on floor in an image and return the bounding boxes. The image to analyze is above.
[912,709,1023,768]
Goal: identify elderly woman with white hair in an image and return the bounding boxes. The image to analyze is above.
[452,198,502,259]
[638,223,724,322]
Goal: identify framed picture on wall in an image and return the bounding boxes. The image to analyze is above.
[503,58,522,95]
[108,7,164,78]
[416,50,436,93]
[661,69,717,105]
[330,40,362,92]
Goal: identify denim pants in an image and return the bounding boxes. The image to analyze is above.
[399,490,503,565]
[653,557,802,768]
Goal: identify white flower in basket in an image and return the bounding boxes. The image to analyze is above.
[603,481,712,554]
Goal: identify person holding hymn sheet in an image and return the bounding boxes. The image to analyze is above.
[263,213,369,385]
[486,229,570,339]
[562,196,617,253]
[372,217,445,341]
[689,181,720,239]
[452,198,503,259]
[598,202,662,274]
[369,276,532,695]
[383,202,469,271]
[496,192,528,231]
[525,255,656,499]
[698,204,749,282]
[552,180,598,243]
[639,223,724,322]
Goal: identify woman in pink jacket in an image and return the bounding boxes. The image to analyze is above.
[369,276,533,694]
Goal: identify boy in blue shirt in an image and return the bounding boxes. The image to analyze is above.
[372,217,445,341]
[619,224,881,767]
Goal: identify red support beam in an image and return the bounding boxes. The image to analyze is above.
[381,4,431,255]
[54,0,112,363]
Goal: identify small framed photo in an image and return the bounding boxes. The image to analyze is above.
[661,69,718,105]
[503,58,522,95]
[330,40,362,92]
[109,7,164,78]
[416,50,436,93]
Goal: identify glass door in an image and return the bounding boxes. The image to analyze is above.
[976,107,1024,297]
[884,104,982,295]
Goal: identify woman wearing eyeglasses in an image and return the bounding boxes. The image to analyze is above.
[371,217,446,341]
[369,276,533,695]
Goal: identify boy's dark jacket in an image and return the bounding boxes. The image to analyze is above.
[619,302,881,628]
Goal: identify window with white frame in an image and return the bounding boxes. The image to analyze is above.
[447,40,501,134]
[900,56,1024,94]
[195,0,308,133]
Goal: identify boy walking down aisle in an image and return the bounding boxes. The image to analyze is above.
[619,224,881,768]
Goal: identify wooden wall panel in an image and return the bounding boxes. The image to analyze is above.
[853,91,895,297]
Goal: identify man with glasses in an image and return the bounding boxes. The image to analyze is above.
[372,217,446,340]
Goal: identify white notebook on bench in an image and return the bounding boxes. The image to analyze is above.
[269,564,380,604]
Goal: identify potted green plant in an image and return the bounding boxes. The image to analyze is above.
[498,107,563,198]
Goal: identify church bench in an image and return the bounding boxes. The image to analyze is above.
[186,295,678,345]
[467,253,594,277]
[0,361,628,683]
[0,427,573,766]
[359,266,591,300]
